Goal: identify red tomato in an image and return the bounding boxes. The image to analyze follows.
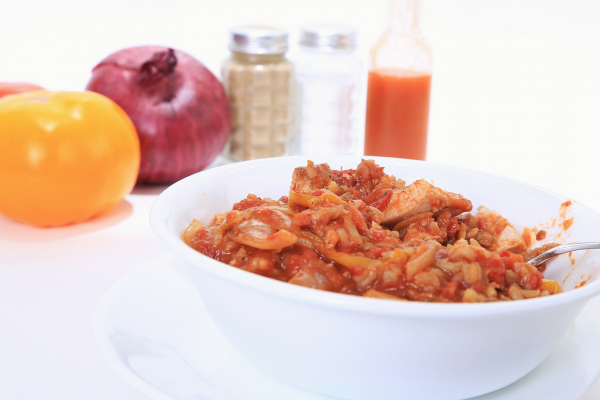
[0,82,45,99]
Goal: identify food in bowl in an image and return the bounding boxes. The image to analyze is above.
[151,156,600,400]
[183,159,561,302]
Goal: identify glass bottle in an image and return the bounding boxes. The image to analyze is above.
[221,26,294,162]
[294,24,362,156]
[364,0,432,160]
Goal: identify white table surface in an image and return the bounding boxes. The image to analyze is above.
[2,0,600,399]
[1,172,600,400]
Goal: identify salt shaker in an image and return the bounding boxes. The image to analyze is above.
[294,24,362,156]
[221,26,295,162]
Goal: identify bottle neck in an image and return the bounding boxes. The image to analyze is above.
[231,52,286,64]
[388,0,420,32]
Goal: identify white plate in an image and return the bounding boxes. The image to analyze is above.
[93,253,600,400]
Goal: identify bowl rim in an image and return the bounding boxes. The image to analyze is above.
[150,155,600,318]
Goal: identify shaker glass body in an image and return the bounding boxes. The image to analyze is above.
[364,0,432,160]
[221,52,294,161]
[295,48,361,156]
[221,26,295,162]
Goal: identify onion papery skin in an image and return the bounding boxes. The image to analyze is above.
[86,46,231,184]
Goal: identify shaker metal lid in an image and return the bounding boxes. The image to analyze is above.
[299,24,357,52]
[229,25,289,54]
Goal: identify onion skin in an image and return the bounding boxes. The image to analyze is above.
[0,82,45,99]
[86,46,231,184]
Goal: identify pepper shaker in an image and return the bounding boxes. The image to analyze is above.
[221,26,295,161]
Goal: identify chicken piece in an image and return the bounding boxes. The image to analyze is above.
[494,226,527,253]
[381,180,472,226]
[476,207,527,254]
[287,259,347,292]
[290,160,336,194]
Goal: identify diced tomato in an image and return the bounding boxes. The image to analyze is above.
[440,281,459,300]
[363,188,393,211]
[370,229,388,241]
[282,253,302,270]
[371,247,387,259]
[278,196,289,203]
[233,197,268,211]
[311,189,325,196]
[477,216,487,230]
[436,211,459,237]
[189,229,226,261]
[500,251,524,271]
[446,217,459,236]
[332,168,357,187]
[517,262,544,290]
[472,281,486,294]
[486,256,506,285]
[350,267,365,276]
[281,246,320,277]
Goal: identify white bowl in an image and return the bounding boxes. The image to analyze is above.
[150,156,600,400]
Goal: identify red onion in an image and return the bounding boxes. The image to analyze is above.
[86,46,230,184]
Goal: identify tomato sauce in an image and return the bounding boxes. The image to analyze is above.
[185,159,561,303]
[364,70,432,160]
[233,196,268,211]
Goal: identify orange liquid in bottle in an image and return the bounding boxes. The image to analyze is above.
[364,70,431,160]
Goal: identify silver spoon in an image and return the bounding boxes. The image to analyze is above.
[527,242,600,267]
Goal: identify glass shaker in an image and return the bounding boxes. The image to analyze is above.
[221,26,295,162]
[364,0,432,160]
[295,24,362,156]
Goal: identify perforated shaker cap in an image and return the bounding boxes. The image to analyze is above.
[299,24,357,52]
[229,25,289,54]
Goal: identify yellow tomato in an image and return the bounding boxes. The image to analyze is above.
[0,91,140,227]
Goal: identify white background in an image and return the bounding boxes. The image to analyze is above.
[2,0,600,209]
[1,0,600,399]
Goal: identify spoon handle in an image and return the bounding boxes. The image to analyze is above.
[527,242,600,267]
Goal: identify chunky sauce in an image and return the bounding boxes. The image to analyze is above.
[185,160,562,302]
